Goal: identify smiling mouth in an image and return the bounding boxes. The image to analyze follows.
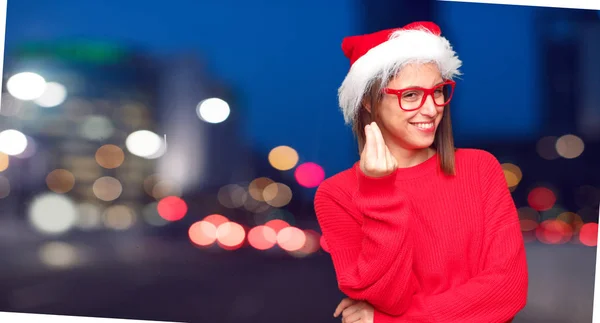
[410,122,434,130]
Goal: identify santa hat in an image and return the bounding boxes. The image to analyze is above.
[338,21,462,124]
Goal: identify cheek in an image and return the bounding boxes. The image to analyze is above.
[436,106,445,121]
[378,100,416,123]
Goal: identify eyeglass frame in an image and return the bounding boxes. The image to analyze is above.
[382,80,456,111]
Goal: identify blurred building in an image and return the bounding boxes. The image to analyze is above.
[156,53,251,195]
[0,40,162,235]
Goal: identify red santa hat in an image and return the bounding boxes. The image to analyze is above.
[338,21,462,124]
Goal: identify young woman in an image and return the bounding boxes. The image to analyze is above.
[314,21,528,323]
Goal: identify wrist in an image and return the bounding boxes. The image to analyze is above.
[356,167,398,198]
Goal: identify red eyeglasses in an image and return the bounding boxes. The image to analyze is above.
[382,80,456,111]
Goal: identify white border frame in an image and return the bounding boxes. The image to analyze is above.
[0,0,597,321]
[439,0,600,10]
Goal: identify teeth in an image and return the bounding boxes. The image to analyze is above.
[412,122,433,129]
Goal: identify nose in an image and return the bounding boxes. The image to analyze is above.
[419,94,437,117]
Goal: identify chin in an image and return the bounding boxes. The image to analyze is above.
[405,137,436,150]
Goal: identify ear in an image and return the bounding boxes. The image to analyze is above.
[362,99,372,114]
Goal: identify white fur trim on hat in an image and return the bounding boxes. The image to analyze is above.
[338,28,462,124]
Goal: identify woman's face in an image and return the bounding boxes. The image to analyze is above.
[370,62,445,151]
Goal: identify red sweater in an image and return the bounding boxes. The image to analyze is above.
[314,149,528,323]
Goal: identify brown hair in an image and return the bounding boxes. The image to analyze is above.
[351,79,456,176]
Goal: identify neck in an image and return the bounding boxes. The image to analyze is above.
[387,144,435,169]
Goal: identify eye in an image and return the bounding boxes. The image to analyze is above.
[402,91,420,101]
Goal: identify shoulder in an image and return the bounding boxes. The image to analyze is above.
[455,148,507,192]
[315,163,359,203]
[455,148,498,163]
[455,148,502,170]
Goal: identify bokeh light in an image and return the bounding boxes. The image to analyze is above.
[294,162,325,188]
[38,242,79,269]
[536,219,573,245]
[216,222,246,249]
[125,130,164,159]
[557,211,584,234]
[263,182,293,207]
[517,207,539,232]
[151,179,182,200]
[289,229,321,258]
[79,115,115,141]
[143,174,161,197]
[265,219,290,234]
[28,193,77,235]
[95,144,125,169]
[536,136,559,160]
[157,196,188,221]
[142,202,169,227]
[555,134,584,159]
[243,196,271,214]
[527,187,556,211]
[248,177,274,202]
[501,163,522,189]
[75,203,103,230]
[34,82,68,108]
[268,146,299,171]
[197,98,230,124]
[579,223,598,247]
[247,226,277,250]
[277,226,306,252]
[46,169,76,194]
[217,184,247,208]
[0,153,9,172]
[14,135,37,159]
[92,176,123,201]
[6,72,46,100]
[0,129,28,156]
[103,205,136,230]
[203,214,229,227]
[189,221,218,247]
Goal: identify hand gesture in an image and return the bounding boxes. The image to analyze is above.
[334,298,374,323]
[360,122,398,178]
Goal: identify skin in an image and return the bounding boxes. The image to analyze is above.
[365,62,445,169]
[341,62,447,322]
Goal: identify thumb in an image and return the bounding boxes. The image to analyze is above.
[334,298,356,317]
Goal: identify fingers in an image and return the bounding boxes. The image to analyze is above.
[342,310,363,323]
[334,298,357,318]
[363,124,376,161]
[360,122,397,178]
[384,144,397,169]
[342,304,370,323]
[341,302,362,318]
[370,122,385,161]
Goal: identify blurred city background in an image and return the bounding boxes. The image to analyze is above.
[0,1,599,322]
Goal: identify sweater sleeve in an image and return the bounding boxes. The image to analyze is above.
[314,169,420,316]
[373,151,528,323]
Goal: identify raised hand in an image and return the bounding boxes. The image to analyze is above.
[360,122,398,178]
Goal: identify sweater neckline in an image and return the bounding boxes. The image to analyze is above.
[354,152,439,181]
